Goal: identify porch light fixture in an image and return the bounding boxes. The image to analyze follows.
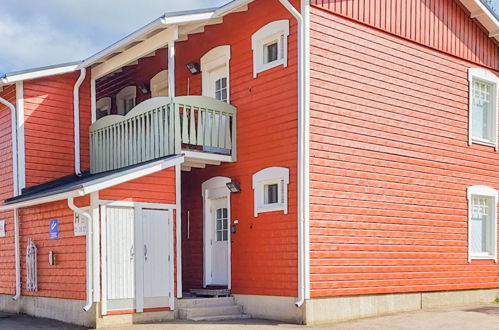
[226,181,241,193]
[186,62,201,75]
[138,82,151,94]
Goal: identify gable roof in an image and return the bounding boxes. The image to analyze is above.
[1,0,498,87]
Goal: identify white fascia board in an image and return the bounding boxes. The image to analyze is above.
[215,0,253,16]
[0,63,81,87]
[0,190,82,211]
[81,156,184,195]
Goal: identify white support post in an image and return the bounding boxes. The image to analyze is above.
[91,79,97,123]
[91,192,100,302]
[168,34,176,98]
[175,164,182,298]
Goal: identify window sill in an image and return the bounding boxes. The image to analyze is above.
[471,138,496,148]
[255,203,287,216]
[254,59,286,78]
[469,254,497,262]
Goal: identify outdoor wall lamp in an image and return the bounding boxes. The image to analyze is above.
[226,181,241,193]
[186,62,201,75]
[138,82,151,94]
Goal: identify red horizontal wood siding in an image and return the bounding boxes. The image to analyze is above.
[23,73,91,188]
[99,168,176,204]
[309,7,499,297]
[179,0,300,297]
[0,85,16,295]
[311,0,499,70]
[19,196,89,300]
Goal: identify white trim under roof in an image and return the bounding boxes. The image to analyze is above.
[0,62,81,87]
[82,0,253,69]
[0,155,184,211]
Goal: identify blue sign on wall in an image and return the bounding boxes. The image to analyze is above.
[49,219,59,240]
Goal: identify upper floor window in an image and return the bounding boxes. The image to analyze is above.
[251,20,289,78]
[201,45,231,103]
[116,86,137,115]
[150,70,168,97]
[468,68,499,149]
[252,167,289,217]
[467,185,498,262]
[96,97,111,119]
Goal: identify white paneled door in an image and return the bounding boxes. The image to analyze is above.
[103,205,172,314]
[106,206,135,311]
[142,209,171,309]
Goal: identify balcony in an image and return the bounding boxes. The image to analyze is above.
[89,96,237,173]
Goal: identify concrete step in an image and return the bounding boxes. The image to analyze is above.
[179,304,243,320]
[177,296,235,308]
[190,313,251,322]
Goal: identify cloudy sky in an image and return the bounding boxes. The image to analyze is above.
[0,0,225,75]
[1,0,498,75]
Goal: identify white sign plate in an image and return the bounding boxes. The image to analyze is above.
[74,213,87,237]
[0,220,5,237]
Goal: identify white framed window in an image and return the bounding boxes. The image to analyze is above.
[96,97,111,119]
[150,70,168,97]
[251,20,289,78]
[252,167,289,217]
[468,68,499,149]
[467,185,498,262]
[116,86,137,115]
[201,45,231,103]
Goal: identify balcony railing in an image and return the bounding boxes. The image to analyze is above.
[90,96,237,173]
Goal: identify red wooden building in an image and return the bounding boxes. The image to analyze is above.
[0,0,498,327]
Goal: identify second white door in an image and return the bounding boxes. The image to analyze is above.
[210,198,229,286]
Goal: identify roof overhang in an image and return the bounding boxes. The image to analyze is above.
[82,0,254,79]
[0,155,184,211]
[459,0,499,41]
[0,61,82,88]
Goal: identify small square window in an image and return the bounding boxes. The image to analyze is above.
[264,183,279,204]
[252,167,289,217]
[264,41,279,64]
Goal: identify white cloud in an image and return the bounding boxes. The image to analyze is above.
[0,0,226,74]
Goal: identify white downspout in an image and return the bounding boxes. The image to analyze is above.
[13,209,20,300]
[68,197,93,311]
[0,95,19,196]
[1,92,21,301]
[277,0,309,307]
[73,68,86,176]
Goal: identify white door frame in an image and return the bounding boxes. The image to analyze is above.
[100,200,176,315]
[202,177,231,289]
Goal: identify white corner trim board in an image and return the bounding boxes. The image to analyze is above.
[15,82,25,192]
[468,68,499,149]
[251,20,290,77]
[467,185,498,263]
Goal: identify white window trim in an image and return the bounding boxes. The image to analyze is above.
[467,185,498,263]
[96,97,112,116]
[468,68,499,149]
[201,45,231,103]
[252,167,289,217]
[251,20,290,78]
[116,86,137,115]
[150,70,169,97]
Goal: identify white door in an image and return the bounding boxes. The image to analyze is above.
[210,198,229,285]
[106,207,135,311]
[142,209,171,308]
[209,66,228,102]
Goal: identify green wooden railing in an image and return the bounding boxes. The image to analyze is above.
[90,96,237,173]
